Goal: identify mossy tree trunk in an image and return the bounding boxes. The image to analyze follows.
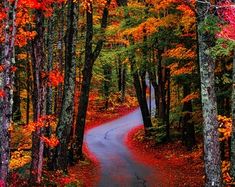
[196,1,222,186]
[0,0,18,186]
[55,0,78,172]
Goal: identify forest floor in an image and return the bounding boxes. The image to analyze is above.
[125,125,205,187]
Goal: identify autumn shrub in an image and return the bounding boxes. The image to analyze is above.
[148,117,168,143]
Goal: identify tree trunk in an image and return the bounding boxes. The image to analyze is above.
[0,1,18,186]
[165,68,170,140]
[55,0,77,172]
[76,0,111,158]
[54,6,65,116]
[128,37,152,133]
[182,84,196,150]
[30,10,46,185]
[13,70,21,122]
[196,2,222,186]
[103,63,112,109]
[230,50,235,178]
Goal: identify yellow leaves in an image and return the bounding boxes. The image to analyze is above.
[218,115,232,141]
[9,151,31,170]
[146,0,179,11]
[221,161,233,184]
[17,53,27,60]
[121,15,178,41]
[163,45,196,59]
[181,92,199,103]
[168,61,195,76]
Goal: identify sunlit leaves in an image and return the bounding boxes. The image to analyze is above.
[218,115,232,141]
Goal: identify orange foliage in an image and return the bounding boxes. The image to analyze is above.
[26,115,56,133]
[181,92,199,103]
[163,45,196,59]
[41,135,59,148]
[168,61,195,76]
[218,115,232,141]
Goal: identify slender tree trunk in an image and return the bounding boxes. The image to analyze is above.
[55,0,77,172]
[103,63,112,109]
[128,37,152,133]
[26,51,31,125]
[117,58,126,102]
[46,18,53,119]
[0,1,18,186]
[76,0,111,158]
[182,84,196,150]
[165,68,170,140]
[55,7,65,116]
[230,50,235,178]
[197,2,222,186]
[30,10,46,185]
[13,70,21,122]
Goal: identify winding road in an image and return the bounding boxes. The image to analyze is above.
[85,106,163,187]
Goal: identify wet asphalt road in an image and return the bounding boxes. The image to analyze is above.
[85,106,163,187]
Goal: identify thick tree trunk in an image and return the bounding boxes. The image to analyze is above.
[197,2,222,186]
[76,0,111,158]
[128,37,152,133]
[0,1,18,186]
[55,0,77,172]
[30,10,46,185]
[131,62,152,132]
[230,50,235,178]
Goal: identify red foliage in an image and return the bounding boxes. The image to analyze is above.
[217,0,235,41]
[48,69,64,87]
[125,126,204,186]
[41,135,59,148]
[18,0,65,17]
[10,66,17,73]
[0,65,4,72]
[0,89,5,98]
[0,180,4,187]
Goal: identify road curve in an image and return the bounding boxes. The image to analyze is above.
[85,107,162,187]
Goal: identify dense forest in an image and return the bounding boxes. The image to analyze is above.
[0,0,235,186]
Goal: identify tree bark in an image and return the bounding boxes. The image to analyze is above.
[196,2,222,186]
[76,0,111,158]
[128,37,152,133]
[0,1,18,186]
[230,50,235,178]
[30,10,46,185]
[55,0,77,172]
